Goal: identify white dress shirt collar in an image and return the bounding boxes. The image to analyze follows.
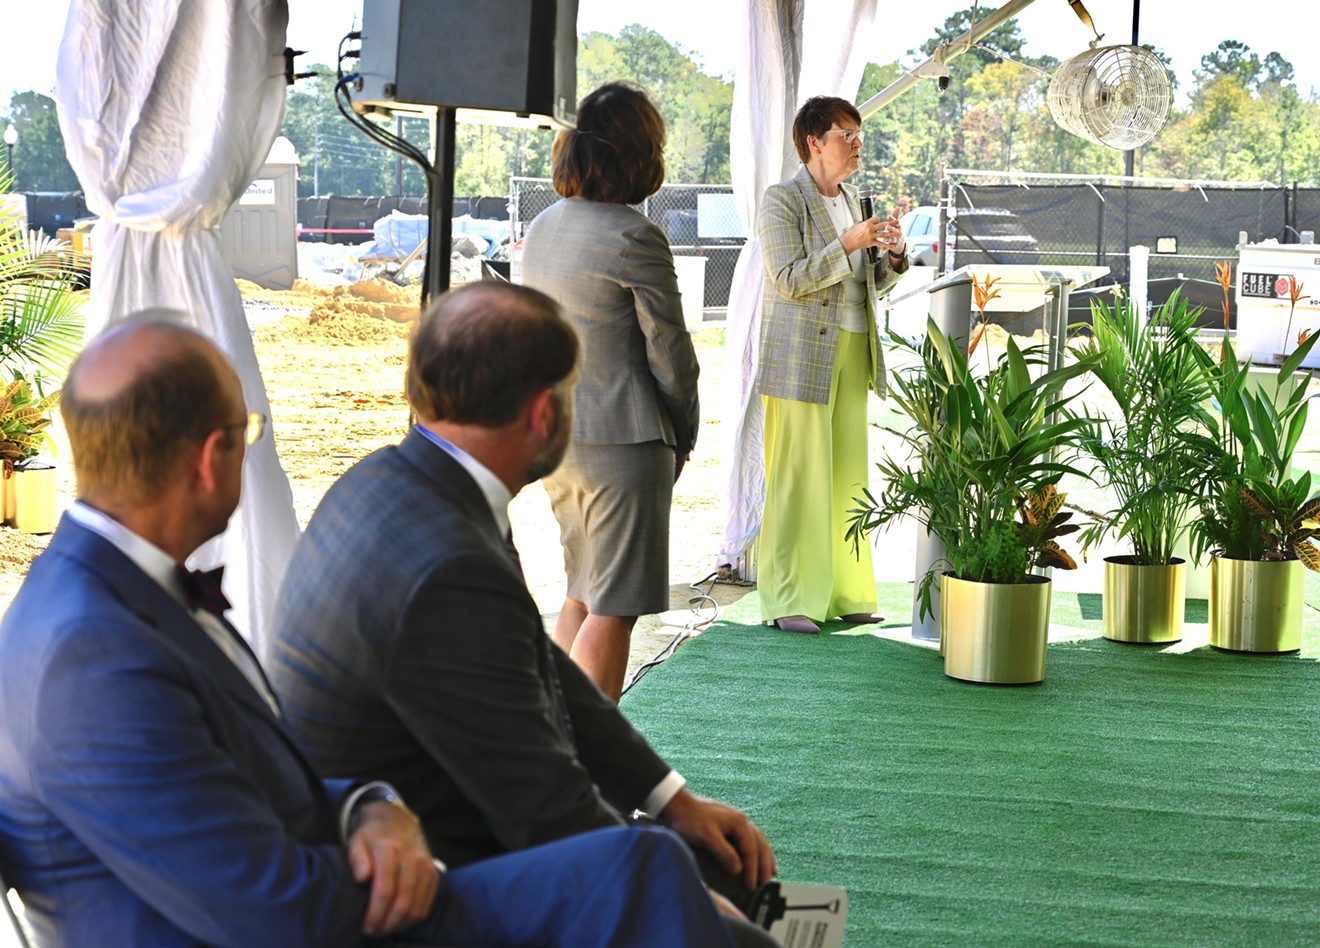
[414,425,514,538]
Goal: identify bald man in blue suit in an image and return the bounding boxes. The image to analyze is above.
[0,318,734,948]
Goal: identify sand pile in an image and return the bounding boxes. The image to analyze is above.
[236,278,332,311]
[246,278,423,346]
[311,279,421,325]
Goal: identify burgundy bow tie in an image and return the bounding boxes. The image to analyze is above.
[176,565,231,617]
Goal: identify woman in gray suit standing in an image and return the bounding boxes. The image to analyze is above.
[755,96,909,635]
[521,82,700,701]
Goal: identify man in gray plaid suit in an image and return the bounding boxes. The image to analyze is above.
[269,282,780,946]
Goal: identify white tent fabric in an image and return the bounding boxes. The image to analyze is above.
[55,0,300,653]
[719,0,880,574]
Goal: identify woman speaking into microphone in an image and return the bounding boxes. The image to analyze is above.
[754,95,908,635]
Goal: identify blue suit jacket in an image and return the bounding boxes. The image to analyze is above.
[0,518,370,946]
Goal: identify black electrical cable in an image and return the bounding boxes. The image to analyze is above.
[333,79,427,167]
[332,31,445,294]
[619,570,724,696]
[333,33,430,169]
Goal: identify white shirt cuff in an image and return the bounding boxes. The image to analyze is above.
[642,770,686,816]
[339,780,400,843]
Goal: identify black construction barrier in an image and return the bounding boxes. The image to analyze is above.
[296,195,508,243]
[955,183,1298,329]
[22,192,91,237]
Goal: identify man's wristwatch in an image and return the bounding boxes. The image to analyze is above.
[341,783,449,877]
[344,782,418,838]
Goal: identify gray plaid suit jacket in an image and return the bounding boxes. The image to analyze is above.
[754,164,909,404]
[268,430,671,867]
[521,197,701,455]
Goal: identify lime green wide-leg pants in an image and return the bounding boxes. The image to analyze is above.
[758,330,877,624]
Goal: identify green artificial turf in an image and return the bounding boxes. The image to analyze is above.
[624,584,1320,946]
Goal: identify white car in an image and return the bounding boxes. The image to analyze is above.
[899,206,1041,268]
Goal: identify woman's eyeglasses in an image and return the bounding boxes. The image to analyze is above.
[823,128,864,145]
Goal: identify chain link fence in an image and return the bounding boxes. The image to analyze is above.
[943,170,1320,328]
[511,177,746,313]
[298,173,1320,325]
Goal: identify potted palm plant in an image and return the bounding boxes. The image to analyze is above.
[0,174,85,534]
[0,175,85,378]
[1069,293,1210,644]
[847,318,1094,684]
[1,370,60,533]
[1182,326,1320,653]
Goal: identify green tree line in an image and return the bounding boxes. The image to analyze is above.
[856,9,1320,213]
[4,11,1318,213]
[272,23,735,199]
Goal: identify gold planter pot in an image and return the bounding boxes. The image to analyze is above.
[1103,556,1185,644]
[1209,556,1303,653]
[5,463,58,535]
[940,573,1051,684]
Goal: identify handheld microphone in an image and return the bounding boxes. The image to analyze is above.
[857,186,877,264]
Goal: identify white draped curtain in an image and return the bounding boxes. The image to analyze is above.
[56,0,300,652]
[720,0,880,574]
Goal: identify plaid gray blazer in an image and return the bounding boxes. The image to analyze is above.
[754,164,908,404]
[521,198,701,455]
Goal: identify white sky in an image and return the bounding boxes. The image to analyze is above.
[3,1,1315,113]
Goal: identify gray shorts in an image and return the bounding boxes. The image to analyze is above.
[542,440,673,616]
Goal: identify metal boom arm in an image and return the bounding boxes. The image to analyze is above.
[857,0,1040,118]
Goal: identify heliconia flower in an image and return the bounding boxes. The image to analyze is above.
[972,274,1001,314]
[1214,260,1233,338]
[1287,275,1310,306]
[1214,260,1232,294]
[1300,328,1312,347]
[968,321,987,356]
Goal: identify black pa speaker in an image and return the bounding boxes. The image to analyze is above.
[356,0,578,129]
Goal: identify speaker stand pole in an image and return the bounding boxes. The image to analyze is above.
[424,106,457,305]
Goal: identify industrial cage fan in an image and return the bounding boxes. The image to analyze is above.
[1048,44,1172,150]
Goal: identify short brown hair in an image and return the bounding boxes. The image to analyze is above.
[62,321,235,500]
[791,96,862,164]
[551,82,666,205]
[406,283,578,427]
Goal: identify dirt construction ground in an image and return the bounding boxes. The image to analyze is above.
[0,278,752,686]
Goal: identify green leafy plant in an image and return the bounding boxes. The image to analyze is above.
[1181,326,1320,570]
[846,318,1094,619]
[0,169,85,377]
[0,370,59,476]
[1069,293,1211,565]
[1239,475,1320,568]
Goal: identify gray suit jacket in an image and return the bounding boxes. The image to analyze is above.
[268,430,672,867]
[521,197,701,455]
[755,164,909,404]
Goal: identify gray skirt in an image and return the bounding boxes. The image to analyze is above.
[542,440,674,616]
